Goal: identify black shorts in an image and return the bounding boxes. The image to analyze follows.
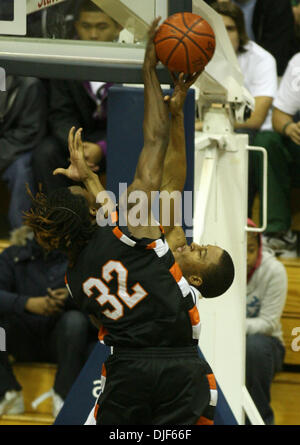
[94,346,217,425]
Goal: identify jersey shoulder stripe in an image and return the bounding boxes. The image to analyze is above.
[112,226,136,247]
[110,208,166,252]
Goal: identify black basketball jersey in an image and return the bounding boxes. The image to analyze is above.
[65,211,201,348]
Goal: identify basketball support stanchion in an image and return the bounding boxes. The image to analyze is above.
[193,115,268,426]
[192,0,269,425]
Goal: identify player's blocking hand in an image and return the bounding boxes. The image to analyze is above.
[53,127,94,182]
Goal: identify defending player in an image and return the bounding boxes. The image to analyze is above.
[25,19,233,425]
[159,73,235,299]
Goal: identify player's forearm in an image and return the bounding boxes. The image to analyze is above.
[161,111,186,192]
[84,172,115,215]
[83,172,104,197]
[133,67,170,191]
[142,66,169,146]
[170,111,185,156]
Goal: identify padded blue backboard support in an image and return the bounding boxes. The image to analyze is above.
[106,85,195,244]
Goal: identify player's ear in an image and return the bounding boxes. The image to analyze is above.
[188,275,202,287]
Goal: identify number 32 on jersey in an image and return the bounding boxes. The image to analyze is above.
[83,260,148,320]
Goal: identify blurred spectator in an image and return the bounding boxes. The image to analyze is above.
[292,0,300,45]
[292,0,300,25]
[197,2,277,213]
[252,51,300,257]
[0,226,97,418]
[205,0,297,75]
[33,0,122,194]
[0,76,47,229]
[246,219,286,424]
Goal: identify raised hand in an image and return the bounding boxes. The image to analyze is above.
[53,127,93,182]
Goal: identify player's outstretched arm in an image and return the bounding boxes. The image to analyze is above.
[53,127,94,183]
[122,18,170,239]
[160,72,201,246]
[54,127,115,214]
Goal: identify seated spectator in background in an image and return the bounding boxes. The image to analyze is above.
[0,226,97,418]
[73,0,122,42]
[246,219,286,425]
[196,1,277,213]
[205,0,297,76]
[33,0,123,194]
[0,76,47,229]
[252,52,300,257]
[292,0,300,24]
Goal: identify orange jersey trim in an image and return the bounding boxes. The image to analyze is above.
[207,373,217,390]
[110,211,118,224]
[94,404,99,420]
[196,416,214,425]
[98,326,109,342]
[169,262,183,283]
[101,363,107,378]
[146,241,157,250]
[113,226,123,240]
[188,305,200,326]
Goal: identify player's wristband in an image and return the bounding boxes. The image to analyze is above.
[282,120,293,136]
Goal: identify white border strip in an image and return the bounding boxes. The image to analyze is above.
[0,38,146,66]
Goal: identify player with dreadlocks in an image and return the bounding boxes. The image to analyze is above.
[25,19,233,425]
[26,184,97,266]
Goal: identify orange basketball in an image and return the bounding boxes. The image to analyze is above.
[154,12,216,74]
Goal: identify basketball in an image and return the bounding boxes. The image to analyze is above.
[154,12,216,74]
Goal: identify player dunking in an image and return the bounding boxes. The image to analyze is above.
[25,19,234,425]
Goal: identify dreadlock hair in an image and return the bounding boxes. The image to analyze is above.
[24,187,96,266]
[197,249,235,299]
